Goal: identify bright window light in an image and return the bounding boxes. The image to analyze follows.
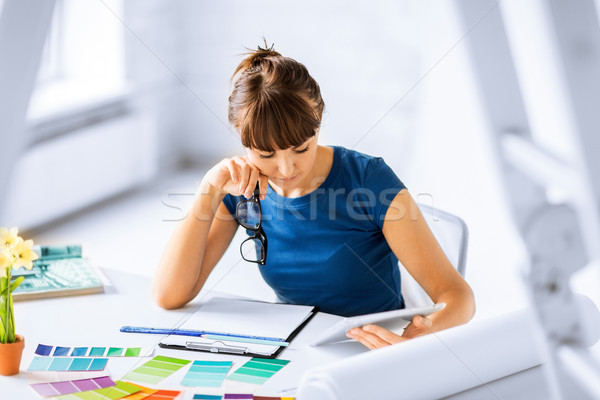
[28,0,126,121]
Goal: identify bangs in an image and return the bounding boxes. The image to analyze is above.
[238,90,320,152]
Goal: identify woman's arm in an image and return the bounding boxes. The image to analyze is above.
[348,189,475,349]
[153,157,268,309]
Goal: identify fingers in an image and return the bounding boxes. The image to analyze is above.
[210,156,267,198]
[362,324,405,344]
[347,325,406,350]
[229,157,262,198]
[258,175,268,200]
[234,157,251,196]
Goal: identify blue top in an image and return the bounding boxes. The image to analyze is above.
[223,146,407,317]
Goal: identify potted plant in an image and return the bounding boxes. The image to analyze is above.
[0,227,38,375]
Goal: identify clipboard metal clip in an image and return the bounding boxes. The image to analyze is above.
[185,340,247,355]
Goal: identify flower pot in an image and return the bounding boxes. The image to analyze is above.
[0,334,24,376]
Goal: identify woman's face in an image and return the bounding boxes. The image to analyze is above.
[245,134,320,191]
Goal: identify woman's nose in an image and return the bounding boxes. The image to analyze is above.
[278,156,294,177]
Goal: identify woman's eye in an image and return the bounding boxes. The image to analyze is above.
[294,146,309,154]
[259,153,276,159]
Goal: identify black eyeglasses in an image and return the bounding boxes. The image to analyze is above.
[235,182,268,265]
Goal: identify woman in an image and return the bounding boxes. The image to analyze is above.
[153,45,475,350]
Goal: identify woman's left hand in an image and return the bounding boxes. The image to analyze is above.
[346,315,433,350]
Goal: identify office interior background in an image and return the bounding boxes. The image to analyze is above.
[2,0,600,368]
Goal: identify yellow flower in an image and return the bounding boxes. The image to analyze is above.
[12,237,39,270]
[0,227,19,248]
[0,249,12,277]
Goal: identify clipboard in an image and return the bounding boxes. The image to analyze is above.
[158,297,318,359]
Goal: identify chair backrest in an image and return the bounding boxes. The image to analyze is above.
[399,203,469,308]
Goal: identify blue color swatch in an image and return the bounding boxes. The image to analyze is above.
[27,356,108,372]
[35,344,53,356]
[181,360,233,387]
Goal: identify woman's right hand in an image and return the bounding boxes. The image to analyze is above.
[202,156,268,200]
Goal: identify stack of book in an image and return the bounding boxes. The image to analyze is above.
[12,244,105,301]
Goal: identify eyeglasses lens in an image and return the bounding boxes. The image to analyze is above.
[237,201,261,229]
[241,237,265,263]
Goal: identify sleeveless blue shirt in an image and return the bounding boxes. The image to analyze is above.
[223,146,406,316]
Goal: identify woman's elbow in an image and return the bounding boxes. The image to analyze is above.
[152,283,188,310]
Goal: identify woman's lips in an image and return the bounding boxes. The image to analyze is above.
[277,176,297,182]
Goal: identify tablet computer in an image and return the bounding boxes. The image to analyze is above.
[310,303,445,346]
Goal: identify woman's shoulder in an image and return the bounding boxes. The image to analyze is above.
[333,146,390,175]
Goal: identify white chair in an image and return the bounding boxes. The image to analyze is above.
[400,203,469,309]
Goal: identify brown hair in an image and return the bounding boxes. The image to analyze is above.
[228,45,325,152]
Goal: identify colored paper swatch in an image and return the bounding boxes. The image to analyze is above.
[144,389,183,399]
[253,397,295,400]
[193,396,294,400]
[121,383,157,400]
[27,356,108,371]
[181,360,233,387]
[35,344,144,357]
[122,355,191,384]
[54,380,141,400]
[227,358,290,385]
[30,376,115,396]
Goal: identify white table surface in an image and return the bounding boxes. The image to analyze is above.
[3,267,554,400]
[3,268,368,399]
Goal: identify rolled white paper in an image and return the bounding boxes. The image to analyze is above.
[297,308,548,400]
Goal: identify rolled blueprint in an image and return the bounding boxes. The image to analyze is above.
[297,308,548,400]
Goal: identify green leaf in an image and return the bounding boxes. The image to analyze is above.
[9,276,24,292]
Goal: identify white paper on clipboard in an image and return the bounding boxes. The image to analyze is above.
[159,297,316,357]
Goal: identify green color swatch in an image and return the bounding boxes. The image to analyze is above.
[122,355,191,384]
[106,347,123,357]
[54,381,140,400]
[124,347,141,357]
[227,358,290,385]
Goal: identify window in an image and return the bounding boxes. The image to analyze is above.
[27,0,126,123]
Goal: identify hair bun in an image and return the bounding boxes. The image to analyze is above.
[250,42,280,66]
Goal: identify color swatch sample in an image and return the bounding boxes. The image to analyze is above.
[122,355,191,384]
[181,360,233,387]
[53,380,141,400]
[35,344,143,357]
[120,383,157,400]
[227,358,290,385]
[28,356,108,371]
[30,376,115,397]
[143,389,183,399]
[253,397,295,400]
[193,396,294,400]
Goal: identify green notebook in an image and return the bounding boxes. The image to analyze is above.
[12,245,105,301]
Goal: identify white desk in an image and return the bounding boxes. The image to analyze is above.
[3,268,551,399]
[3,268,368,399]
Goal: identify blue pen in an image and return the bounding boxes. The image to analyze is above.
[119,326,288,343]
